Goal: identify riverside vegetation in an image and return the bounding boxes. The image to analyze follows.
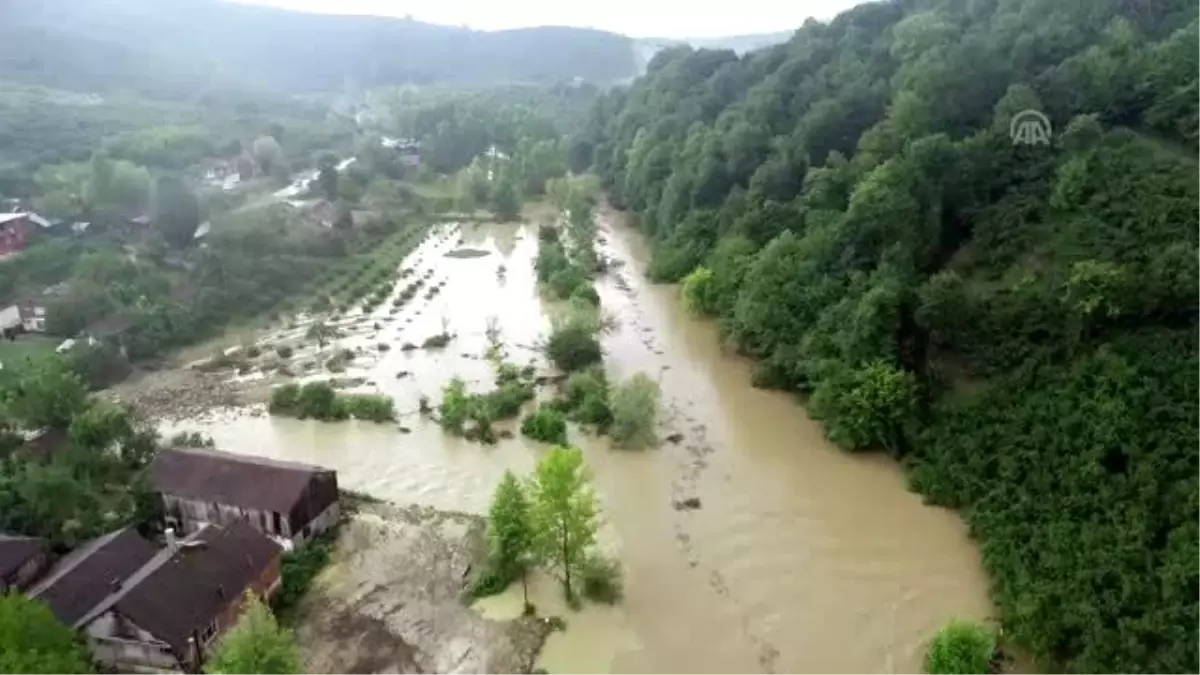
[573,0,1198,670]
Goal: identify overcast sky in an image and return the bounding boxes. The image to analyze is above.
[228,0,867,39]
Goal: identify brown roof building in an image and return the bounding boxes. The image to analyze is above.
[0,533,48,593]
[149,447,340,548]
[29,522,282,673]
[27,529,158,624]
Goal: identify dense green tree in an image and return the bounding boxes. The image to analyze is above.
[0,595,92,674]
[475,470,535,602]
[206,593,300,674]
[530,446,598,601]
[924,620,995,675]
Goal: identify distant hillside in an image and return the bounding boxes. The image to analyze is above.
[0,0,638,96]
[633,30,795,72]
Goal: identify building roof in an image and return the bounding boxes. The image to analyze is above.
[28,529,158,626]
[0,533,45,580]
[149,447,334,514]
[0,212,51,228]
[76,521,281,653]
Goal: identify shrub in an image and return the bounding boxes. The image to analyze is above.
[342,394,396,423]
[269,383,301,415]
[482,381,535,419]
[272,532,334,618]
[680,266,716,315]
[168,430,215,448]
[580,554,623,605]
[244,344,262,359]
[561,366,612,429]
[295,382,347,421]
[545,322,602,372]
[609,372,660,449]
[548,265,587,299]
[569,284,600,307]
[924,620,995,674]
[521,405,568,445]
[275,345,294,359]
[439,377,472,433]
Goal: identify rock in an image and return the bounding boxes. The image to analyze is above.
[396,371,411,379]
[673,497,702,511]
[666,433,685,445]
[401,343,418,351]
[498,429,514,439]
[398,426,412,434]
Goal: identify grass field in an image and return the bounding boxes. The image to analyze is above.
[0,334,58,365]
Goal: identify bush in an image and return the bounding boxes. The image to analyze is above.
[521,405,568,445]
[569,284,600,307]
[439,377,472,433]
[275,344,294,359]
[608,372,660,449]
[482,381,536,419]
[545,322,602,373]
[924,620,995,674]
[272,532,335,619]
[269,383,301,414]
[342,394,396,422]
[295,382,347,421]
[580,554,623,605]
[548,265,588,299]
[561,366,612,429]
[168,430,215,448]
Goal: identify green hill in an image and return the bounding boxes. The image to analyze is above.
[0,0,638,96]
[579,0,1199,671]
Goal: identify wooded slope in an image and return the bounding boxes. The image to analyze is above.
[576,0,1199,671]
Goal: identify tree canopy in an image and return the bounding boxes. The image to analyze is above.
[0,595,93,674]
[580,0,1199,671]
[205,593,300,674]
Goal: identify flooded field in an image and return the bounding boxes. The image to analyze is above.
[157,208,992,673]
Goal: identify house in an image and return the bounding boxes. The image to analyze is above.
[0,533,49,593]
[17,301,47,333]
[0,305,20,334]
[27,529,159,628]
[29,522,282,673]
[150,447,340,548]
[0,212,51,256]
[382,136,421,167]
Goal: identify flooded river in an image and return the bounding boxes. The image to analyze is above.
[164,209,992,673]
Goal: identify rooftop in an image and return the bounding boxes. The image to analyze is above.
[0,533,45,580]
[75,521,281,652]
[28,528,158,626]
[149,447,335,514]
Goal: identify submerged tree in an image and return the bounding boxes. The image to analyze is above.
[529,446,598,601]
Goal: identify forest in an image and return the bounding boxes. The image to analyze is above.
[574,0,1199,671]
[0,0,638,95]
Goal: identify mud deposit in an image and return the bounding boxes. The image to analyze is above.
[294,502,551,674]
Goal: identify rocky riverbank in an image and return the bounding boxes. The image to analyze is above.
[293,501,553,673]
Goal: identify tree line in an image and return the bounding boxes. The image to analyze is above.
[572,0,1198,671]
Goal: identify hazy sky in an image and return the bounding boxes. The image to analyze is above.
[229,0,867,39]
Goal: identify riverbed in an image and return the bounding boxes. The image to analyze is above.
[157,207,992,673]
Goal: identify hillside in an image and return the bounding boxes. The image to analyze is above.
[0,0,638,95]
[578,0,1199,672]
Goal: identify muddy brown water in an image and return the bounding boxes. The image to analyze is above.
[162,214,992,673]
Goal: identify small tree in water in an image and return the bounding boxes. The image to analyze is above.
[924,619,995,674]
[530,446,597,603]
[473,470,535,608]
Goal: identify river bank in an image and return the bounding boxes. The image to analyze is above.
[293,500,553,673]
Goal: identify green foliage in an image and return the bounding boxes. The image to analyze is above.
[438,377,473,434]
[0,595,93,674]
[206,593,300,674]
[168,430,215,448]
[490,171,522,221]
[272,531,334,619]
[924,620,995,675]
[809,361,919,454]
[340,394,397,423]
[0,355,160,547]
[152,175,201,248]
[472,470,534,598]
[579,554,623,605]
[583,1,1199,669]
[559,366,612,429]
[521,405,569,445]
[545,305,605,373]
[270,383,393,423]
[529,446,599,601]
[608,372,660,450]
